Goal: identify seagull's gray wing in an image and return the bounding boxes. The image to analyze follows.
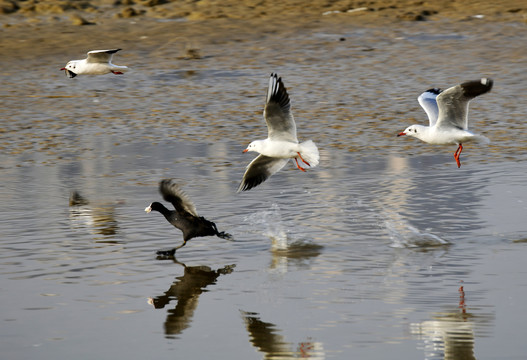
[417,88,442,126]
[86,49,121,64]
[238,155,289,192]
[264,73,297,142]
[436,78,493,130]
[159,179,199,216]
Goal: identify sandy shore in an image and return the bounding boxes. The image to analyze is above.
[1,0,526,62]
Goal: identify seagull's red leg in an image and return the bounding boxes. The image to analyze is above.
[295,158,307,172]
[454,143,463,168]
[111,70,124,75]
[297,152,311,166]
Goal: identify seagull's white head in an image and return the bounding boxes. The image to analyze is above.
[243,140,264,154]
[60,61,79,78]
[398,125,421,139]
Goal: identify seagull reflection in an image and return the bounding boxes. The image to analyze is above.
[68,191,120,240]
[148,260,235,338]
[410,286,492,360]
[241,311,325,359]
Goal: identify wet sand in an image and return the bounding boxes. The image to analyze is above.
[1,0,527,62]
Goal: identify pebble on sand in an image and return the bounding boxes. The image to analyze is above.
[70,13,95,25]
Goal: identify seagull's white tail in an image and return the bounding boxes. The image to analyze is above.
[299,140,320,168]
[473,134,490,145]
[111,65,129,73]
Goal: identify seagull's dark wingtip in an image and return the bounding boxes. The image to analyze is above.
[424,87,442,95]
[461,78,493,98]
[481,77,493,90]
[237,183,250,192]
[266,73,290,109]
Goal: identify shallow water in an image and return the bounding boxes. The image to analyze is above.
[1,19,527,359]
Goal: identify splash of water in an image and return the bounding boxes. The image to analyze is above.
[243,203,289,250]
[382,211,449,248]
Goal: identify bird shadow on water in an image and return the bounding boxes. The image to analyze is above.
[148,258,235,339]
[381,210,450,249]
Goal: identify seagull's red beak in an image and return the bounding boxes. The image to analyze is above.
[242,149,248,153]
[397,132,406,137]
[60,67,66,71]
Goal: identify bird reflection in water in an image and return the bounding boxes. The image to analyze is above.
[241,311,325,359]
[410,284,491,360]
[68,191,121,241]
[148,259,235,338]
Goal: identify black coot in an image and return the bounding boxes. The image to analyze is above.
[145,179,232,256]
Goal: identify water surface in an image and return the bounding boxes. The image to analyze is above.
[1,20,527,359]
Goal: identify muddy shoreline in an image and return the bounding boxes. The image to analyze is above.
[1,0,526,62]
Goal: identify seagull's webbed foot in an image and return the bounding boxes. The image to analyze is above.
[295,158,307,172]
[111,70,124,75]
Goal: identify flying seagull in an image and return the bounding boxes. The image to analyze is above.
[60,49,129,78]
[238,73,320,191]
[398,78,493,167]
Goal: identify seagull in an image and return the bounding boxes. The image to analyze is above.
[238,73,320,192]
[145,179,232,256]
[60,49,129,78]
[398,78,493,168]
